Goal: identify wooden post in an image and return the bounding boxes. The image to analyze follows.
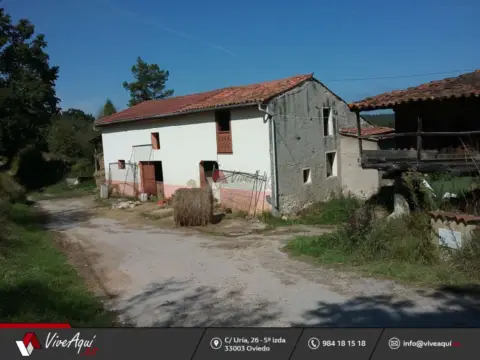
[416,116,422,162]
[356,111,363,160]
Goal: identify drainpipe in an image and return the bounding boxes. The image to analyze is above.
[258,103,280,216]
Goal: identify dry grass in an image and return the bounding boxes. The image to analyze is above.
[173,188,213,227]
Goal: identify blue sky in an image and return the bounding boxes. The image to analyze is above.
[3,0,479,115]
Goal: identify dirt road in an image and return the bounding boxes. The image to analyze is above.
[40,197,480,327]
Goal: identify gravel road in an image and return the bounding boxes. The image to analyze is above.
[40,198,480,327]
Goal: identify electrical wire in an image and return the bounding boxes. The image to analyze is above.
[324,68,477,82]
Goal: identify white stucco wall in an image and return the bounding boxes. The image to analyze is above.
[340,136,380,198]
[100,106,272,199]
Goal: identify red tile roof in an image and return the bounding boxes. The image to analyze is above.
[349,70,480,111]
[339,126,394,138]
[429,211,480,224]
[96,74,313,126]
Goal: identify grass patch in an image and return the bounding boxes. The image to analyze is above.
[285,205,480,287]
[261,194,361,227]
[30,179,97,200]
[0,202,114,325]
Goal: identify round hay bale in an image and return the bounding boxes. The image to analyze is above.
[173,187,213,226]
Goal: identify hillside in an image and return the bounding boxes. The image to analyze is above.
[363,114,395,128]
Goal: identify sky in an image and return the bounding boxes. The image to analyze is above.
[3,0,479,115]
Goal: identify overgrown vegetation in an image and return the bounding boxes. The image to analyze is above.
[261,194,361,227]
[285,173,480,286]
[0,8,115,324]
[0,200,114,324]
[29,179,97,201]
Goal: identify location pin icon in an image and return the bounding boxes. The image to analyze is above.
[210,337,222,350]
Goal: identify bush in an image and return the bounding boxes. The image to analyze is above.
[173,188,213,226]
[451,229,480,277]
[0,173,26,203]
[69,158,94,178]
[288,208,440,268]
[365,213,439,264]
[294,194,362,225]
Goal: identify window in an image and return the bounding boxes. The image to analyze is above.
[118,160,125,169]
[303,168,311,184]
[215,110,232,154]
[323,108,334,137]
[326,152,337,177]
[215,110,231,132]
[151,132,160,149]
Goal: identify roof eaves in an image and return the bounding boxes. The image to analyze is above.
[95,102,256,127]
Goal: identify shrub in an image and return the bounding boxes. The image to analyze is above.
[0,172,26,203]
[365,213,439,264]
[296,194,361,225]
[173,188,213,226]
[451,229,480,277]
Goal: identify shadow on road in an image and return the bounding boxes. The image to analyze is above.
[293,285,480,327]
[119,278,281,327]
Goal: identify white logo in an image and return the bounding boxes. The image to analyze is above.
[45,332,96,355]
[388,337,401,350]
[210,337,223,350]
[307,337,320,350]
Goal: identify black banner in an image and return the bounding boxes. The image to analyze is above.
[0,326,477,359]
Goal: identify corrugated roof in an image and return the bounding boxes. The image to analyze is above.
[339,126,394,137]
[349,70,480,111]
[95,74,313,126]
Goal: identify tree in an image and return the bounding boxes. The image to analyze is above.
[97,98,117,118]
[123,57,174,107]
[0,8,59,162]
[47,109,96,174]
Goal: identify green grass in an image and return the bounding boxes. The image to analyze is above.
[428,175,475,198]
[30,179,97,200]
[261,195,361,227]
[285,233,474,286]
[285,208,480,287]
[0,202,115,325]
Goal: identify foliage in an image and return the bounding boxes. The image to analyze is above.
[261,194,361,227]
[0,202,114,325]
[29,179,97,201]
[9,146,65,190]
[0,8,59,162]
[0,172,26,203]
[123,57,174,107]
[363,113,395,128]
[47,108,96,164]
[97,98,117,119]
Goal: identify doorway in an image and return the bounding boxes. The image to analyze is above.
[140,161,164,199]
[200,161,220,201]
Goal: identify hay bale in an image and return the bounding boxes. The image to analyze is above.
[173,187,213,226]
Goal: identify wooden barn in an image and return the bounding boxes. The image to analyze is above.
[349,70,480,174]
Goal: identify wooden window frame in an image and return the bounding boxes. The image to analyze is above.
[151,132,160,150]
[215,110,233,154]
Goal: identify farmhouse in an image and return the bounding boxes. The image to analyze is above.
[95,74,392,215]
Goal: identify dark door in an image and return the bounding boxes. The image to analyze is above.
[141,162,157,196]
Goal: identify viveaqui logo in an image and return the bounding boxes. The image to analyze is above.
[16,332,41,357]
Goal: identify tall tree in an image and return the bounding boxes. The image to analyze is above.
[0,8,59,161]
[47,108,97,176]
[123,57,174,107]
[97,98,117,118]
